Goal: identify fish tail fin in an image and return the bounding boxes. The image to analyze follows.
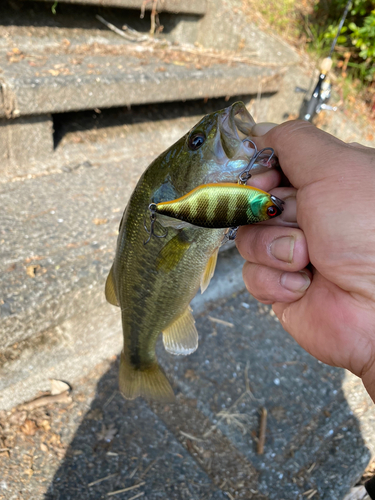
[119,351,175,402]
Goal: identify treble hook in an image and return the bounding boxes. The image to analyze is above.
[143,203,168,245]
[238,138,276,185]
[257,147,276,166]
[228,227,238,240]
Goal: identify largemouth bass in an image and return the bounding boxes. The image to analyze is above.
[105,102,274,402]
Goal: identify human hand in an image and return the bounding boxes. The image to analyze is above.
[237,120,375,402]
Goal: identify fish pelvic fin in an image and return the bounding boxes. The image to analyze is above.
[156,231,191,273]
[119,351,175,402]
[200,247,219,294]
[105,265,119,307]
[163,306,198,356]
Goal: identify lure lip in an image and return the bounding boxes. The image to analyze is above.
[270,195,285,213]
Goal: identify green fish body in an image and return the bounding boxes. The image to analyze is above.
[105,102,270,402]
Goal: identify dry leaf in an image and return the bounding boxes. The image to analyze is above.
[26,265,38,277]
[39,420,51,432]
[50,379,70,396]
[96,423,117,442]
[21,419,38,436]
[93,218,108,225]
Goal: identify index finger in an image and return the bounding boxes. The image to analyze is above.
[250,120,356,189]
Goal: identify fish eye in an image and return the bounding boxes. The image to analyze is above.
[267,205,278,217]
[188,132,206,151]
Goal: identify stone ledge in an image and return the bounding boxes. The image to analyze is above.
[23,0,207,15]
[0,45,284,118]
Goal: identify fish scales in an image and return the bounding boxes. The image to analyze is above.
[105,101,281,402]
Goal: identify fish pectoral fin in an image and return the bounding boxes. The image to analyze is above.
[105,265,119,307]
[156,231,192,273]
[156,213,196,230]
[119,351,175,402]
[163,306,198,356]
[200,247,219,294]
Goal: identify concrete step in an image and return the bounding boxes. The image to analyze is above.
[24,0,207,15]
[0,15,284,171]
[0,0,298,171]
[0,38,283,119]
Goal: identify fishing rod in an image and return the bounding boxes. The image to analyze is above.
[297,0,352,122]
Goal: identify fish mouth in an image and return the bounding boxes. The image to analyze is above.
[211,102,278,183]
[219,102,255,158]
[210,102,269,183]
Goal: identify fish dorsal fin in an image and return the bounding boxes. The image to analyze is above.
[119,351,175,402]
[200,247,219,294]
[163,307,198,356]
[156,232,191,273]
[105,265,119,306]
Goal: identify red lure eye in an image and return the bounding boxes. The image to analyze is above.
[267,205,278,217]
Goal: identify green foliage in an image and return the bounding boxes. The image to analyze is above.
[315,0,375,82]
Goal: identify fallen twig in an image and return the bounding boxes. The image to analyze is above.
[88,473,118,487]
[128,493,145,500]
[149,0,158,35]
[179,430,205,442]
[17,391,72,411]
[257,407,267,455]
[139,457,160,479]
[107,482,145,497]
[207,316,234,328]
[96,15,148,42]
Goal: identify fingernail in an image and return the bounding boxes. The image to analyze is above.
[281,272,311,293]
[270,236,295,263]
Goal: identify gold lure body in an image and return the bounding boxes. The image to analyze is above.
[154,183,282,228]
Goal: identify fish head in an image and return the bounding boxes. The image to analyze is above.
[183,101,258,186]
[150,102,276,203]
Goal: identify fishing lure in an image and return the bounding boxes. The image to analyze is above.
[149,183,284,229]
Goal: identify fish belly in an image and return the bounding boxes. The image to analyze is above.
[114,199,224,400]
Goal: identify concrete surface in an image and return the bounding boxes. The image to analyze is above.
[0,114,53,169]
[1,283,374,499]
[24,0,207,14]
[0,42,284,118]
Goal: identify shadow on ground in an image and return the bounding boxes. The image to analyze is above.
[45,291,371,500]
